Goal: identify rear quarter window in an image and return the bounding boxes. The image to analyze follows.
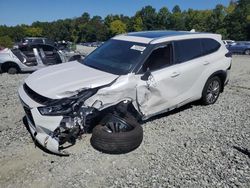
[201,38,221,55]
[174,39,203,63]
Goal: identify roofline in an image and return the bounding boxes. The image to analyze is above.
[112,31,221,44]
[150,33,221,44]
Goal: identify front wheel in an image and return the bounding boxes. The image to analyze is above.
[202,76,222,105]
[244,49,250,55]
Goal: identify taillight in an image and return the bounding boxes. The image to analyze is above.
[225,52,232,57]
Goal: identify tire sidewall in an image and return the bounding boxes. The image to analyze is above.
[8,67,18,74]
[202,76,221,105]
[90,115,143,154]
[92,122,142,141]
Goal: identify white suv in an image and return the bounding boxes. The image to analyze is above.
[18,31,231,155]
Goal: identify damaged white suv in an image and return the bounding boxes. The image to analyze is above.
[18,31,231,155]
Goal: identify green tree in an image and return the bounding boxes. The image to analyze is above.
[207,4,227,34]
[24,27,43,37]
[157,7,171,29]
[169,5,186,30]
[136,6,157,30]
[131,16,143,31]
[0,36,13,48]
[172,5,181,13]
[224,0,250,40]
[185,9,212,32]
[110,20,127,35]
[1,1,250,43]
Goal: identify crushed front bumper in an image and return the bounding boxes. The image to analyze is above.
[18,85,67,155]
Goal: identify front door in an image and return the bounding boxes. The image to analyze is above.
[136,39,206,119]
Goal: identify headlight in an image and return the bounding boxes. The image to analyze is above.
[38,99,75,116]
[38,89,97,116]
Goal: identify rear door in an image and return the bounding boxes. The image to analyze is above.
[171,39,207,104]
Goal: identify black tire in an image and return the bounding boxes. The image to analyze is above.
[7,67,18,74]
[244,49,250,55]
[90,114,143,154]
[202,76,222,105]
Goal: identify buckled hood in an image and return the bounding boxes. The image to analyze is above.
[25,61,118,99]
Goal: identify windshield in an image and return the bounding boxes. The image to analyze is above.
[82,39,147,75]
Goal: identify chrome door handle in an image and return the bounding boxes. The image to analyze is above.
[171,72,180,77]
[203,61,210,65]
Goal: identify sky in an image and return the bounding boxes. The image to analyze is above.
[0,0,230,26]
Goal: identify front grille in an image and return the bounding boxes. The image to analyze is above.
[23,106,35,126]
[23,83,53,105]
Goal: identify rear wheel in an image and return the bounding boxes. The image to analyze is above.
[202,76,221,105]
[244,49,250,55]
[7,67,18,74]
[90,114,143,154]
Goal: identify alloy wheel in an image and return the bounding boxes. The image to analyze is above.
[206,80,220,104]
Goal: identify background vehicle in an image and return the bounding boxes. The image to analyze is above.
[20,37,55,46]
[19,44,63,63]
[223,40,235,47]
[18,30,231,155]
[0,44,83,74]
[0,47,63,74]
[226,41,250,55]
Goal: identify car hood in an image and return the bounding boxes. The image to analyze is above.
[25,61,119,99]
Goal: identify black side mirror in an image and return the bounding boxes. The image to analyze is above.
[141,68,151,81]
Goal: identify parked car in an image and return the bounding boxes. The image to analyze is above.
[20,37,55,46]
[0,44,83,74]
[226,41,250,55]
[18,30,231,155]
[19,44,63,60]
[223,40,235,47]
[0,48,62,74]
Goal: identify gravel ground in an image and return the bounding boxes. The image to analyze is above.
[0,56,250,188]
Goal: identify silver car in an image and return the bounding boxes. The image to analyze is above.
[0,44,83,74]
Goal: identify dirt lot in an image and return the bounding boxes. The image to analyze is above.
[0,56,250,187]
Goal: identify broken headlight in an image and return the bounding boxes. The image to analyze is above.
[38,89,97,116]
[38,98,75,116]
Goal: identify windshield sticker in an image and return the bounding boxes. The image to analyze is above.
[130,45,146,52]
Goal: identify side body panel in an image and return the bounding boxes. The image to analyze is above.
[85,37,231,119]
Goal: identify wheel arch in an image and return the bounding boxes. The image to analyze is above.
[1,61,20,73]
[98,98,142,121]
[206,70,227,92]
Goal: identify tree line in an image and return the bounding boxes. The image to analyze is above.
[0,0,249,48]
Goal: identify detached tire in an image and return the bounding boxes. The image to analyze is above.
[90,114,143,154]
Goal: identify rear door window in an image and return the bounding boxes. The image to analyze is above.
[174,39,203,63]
